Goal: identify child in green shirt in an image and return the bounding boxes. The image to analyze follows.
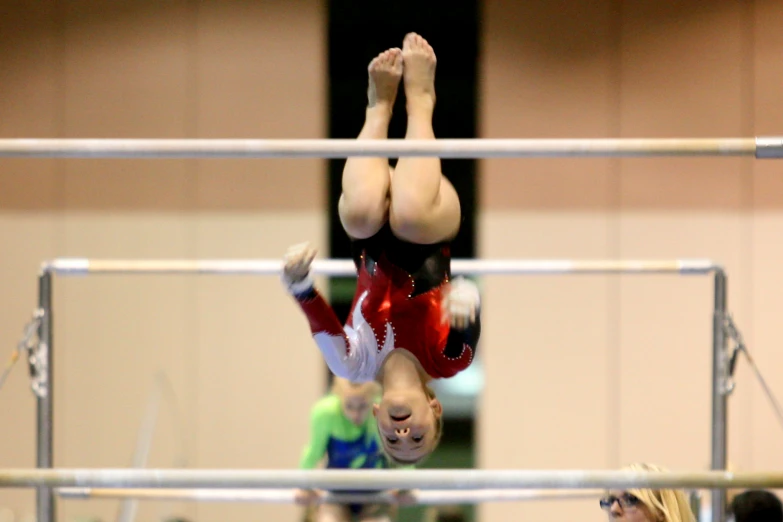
[298,378,394,522]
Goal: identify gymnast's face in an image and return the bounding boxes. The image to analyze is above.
[340,390,372,426]
[373,389,442,464]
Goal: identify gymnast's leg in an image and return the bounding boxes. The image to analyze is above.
[389,33,461,245]
[338,48,403,240]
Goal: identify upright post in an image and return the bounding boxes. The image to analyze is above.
[36,270,54,522]
[711,269,728,522]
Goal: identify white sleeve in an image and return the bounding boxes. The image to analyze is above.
[312,331,373,382]
[312,290,389,383]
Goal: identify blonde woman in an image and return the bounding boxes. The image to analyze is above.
[599,463,696,522]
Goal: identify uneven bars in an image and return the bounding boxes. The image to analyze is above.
[56,487,601,505]
[42,258,719,276]
[0,137,781,158]
[3,469,783,490]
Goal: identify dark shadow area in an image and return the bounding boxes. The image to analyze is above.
[326,2,478,261]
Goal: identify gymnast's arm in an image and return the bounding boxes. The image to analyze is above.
[442,277,482,365]
[442,307,482,361]
[287,283,364,380]
[282,242,366,381]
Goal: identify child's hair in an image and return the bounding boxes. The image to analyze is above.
[730,490,783,522]
[330,376,381,398]
[384,384,443,467]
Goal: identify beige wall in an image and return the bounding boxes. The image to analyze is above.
[0,2,326,522]
[480,1,782,522]
[3,2,783,522]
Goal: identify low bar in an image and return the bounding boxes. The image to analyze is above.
[3,469,783,490]
[42,258,720,277]
[57,487,601,505]
[0,138,769,159]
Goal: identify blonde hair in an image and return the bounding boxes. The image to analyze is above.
[623,463,696,522]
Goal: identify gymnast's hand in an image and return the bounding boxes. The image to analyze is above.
[283,242,317,285]
[294,488,320,506]
[442,277,480,330]
[391,489,417,506]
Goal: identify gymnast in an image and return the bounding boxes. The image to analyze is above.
[599,463,696,522]
[282,32,481,466]
[296,377,394,522]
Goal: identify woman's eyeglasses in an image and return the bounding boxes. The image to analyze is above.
[599,492,641,511]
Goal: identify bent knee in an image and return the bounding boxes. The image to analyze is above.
[388,197,431,236]
[389,194,460,244]
[339,194,388,239]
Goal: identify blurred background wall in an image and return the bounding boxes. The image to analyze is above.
[0,2,781,522]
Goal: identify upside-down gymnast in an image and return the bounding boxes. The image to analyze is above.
[296,378,395,522]
[282,32,481,466]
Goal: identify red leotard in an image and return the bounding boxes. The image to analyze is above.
[290,225,481,382]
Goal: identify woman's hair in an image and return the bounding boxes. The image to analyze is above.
[383,384,443,467]
[622,463,696,522]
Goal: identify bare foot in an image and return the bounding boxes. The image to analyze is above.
[367,48,403,114]
[401,33,436,115]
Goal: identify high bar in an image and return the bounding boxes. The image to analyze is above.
[2,469,783,490]
[57,487,601,505]
[42,258,720,276]
[0,137,781,159]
